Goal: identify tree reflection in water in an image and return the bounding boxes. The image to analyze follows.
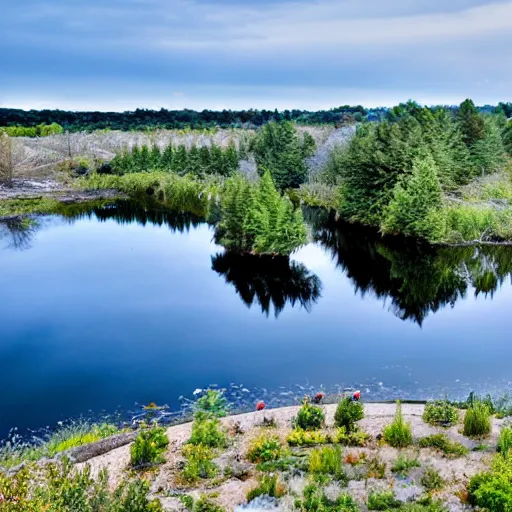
[211,252,322,318]
[0,217,39,250]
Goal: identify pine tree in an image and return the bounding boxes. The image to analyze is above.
[458,99,485,147]
[138,145,151,172]
[301,132,316,158]
[198,145,212,175]
[187,145,201,174]
[173,145,188,174]
[222,142,239,176]
[471,117,507,176]
[150,144,162,169]
[161,142,174,171]
[504,120,512,156]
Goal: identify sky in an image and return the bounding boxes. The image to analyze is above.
[0,0,511,111]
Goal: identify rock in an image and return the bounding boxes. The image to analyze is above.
[230,461,253,480]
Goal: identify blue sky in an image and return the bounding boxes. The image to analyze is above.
[1,0,511,111]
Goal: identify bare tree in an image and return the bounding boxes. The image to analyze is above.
[0,134,13,186]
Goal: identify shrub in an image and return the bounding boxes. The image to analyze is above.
[294,483,359,512]
[194,390,228,418]
[366,455,386,479]
[418,434,469,458]
[421,468,444,491]
[130,426,169,468]
[469,453,512,511]
[334,397,364,432]
[295,399,325,430]
[463,401,492,437]
[392,453,421,476]
[286,428,328,447]
[182,444,218,482]
[308,446,347,482]
[333,427,370,447]
[246,474,286,502]
[246,434,284,463]
[188,412,227,448]
[367,491,401,510]
[498,426,512,456]
[194,496,225,512]
[383,402,413,448]
[422,400,459,427]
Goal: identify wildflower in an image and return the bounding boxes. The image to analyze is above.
[313,392,325,403]
[256,401,266,411]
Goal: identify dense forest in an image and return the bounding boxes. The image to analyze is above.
[1,102,508,132]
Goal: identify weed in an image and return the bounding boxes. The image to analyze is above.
[383,401,413,448]
[418,434,468,458]
[345,452,366,465]
[422,400,459,427]
[257,456,300,472]
[295,398,325,431]
[421,468,444,491]
[246,434,284,463]
[188,412,227,449]
[286,428,328,447]
[194,390,229,418]
[473,444,489,452]
[294,484,359,512]
[194,496,225,512]
[498,426,512,456]
[246,474,286,501]
[366,455,386,479]
[167,493,195,511]
[130,425,169,468]
[308,445,347,483]
[367,491,401,510]
[463,401,492,438]
[333,427,370,447]
[392,453,421,476]
[334,397,364,432]
[182,444,218,482]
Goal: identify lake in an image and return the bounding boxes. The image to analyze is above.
[1,202,512,437]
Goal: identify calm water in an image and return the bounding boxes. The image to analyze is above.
[1,203,512,436]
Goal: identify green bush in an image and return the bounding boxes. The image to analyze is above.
[130,426,169,468]
[286,428,328,446]
[182,444,218,482]
[392,453,421,476]
[194,496,225,512]
[420,468,444,491]
[294,483,360,512]
[334,397,364,432]
[0,460,162,511]
[308,446,347,482]
[383,402,413,448]
[422,400,459,427]
[194,389,228,418]
[367,491,401,510]
[365,455,386,479]
[418,434,468,458]
[463,401,492,437]
[332,427,370,447]
[246,474,286,502]
[498,426,512,456]
[188,412,227,448]
[246,434,284,463]
[296,399,325,430]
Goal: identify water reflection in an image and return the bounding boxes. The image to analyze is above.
[313,218,512,325]
[211,252,322,317]
[0,218,39,250]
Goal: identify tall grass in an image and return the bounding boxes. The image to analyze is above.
[463,402,492,437]
[383,401,413,448]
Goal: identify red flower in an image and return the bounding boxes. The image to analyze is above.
[313,392,325,403]
[352,390,361,401]
[256,400,266,411]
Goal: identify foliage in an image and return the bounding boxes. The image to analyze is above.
[381,154,446,242]
[498,426,512,456]
[469,453,512,511]
[181,444,218,482]
[109,142,239,177]
[334,397,364,432]
[420,468,444,491]
[383,402,413,448]
[194,497,225,512]
[308,446,347,482]
[188,412,227,449]
[418,434,468,458]
[130,426,169,468]
[252,121,314,190]
[367,491,401,510]
[392,453,421,476]
[0,460,162,511]
[246,474,286,502]
[286,428,328,447]
[0,122,63,137]
[332,427,370,447]
[214,171,307,256]
[295,398,325,431]
[365,456,386,479]
[246,434,284,463]
[422,400,459,427]
[463,401,492,437]
[294,484,360,512]
[194,390,229,418]
[458,99,485,147]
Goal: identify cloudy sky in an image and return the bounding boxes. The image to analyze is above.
[1,0,511,111]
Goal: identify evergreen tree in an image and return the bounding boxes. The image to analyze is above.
[382,153,445,241]
[210,144,224,175]
[457,99,485,147]
[187,145,201,174]
[223,142,239,176]
[301,132,316,158]
[471,117,507,175]
[150,144,162,168]
[161,142,174,170]
[138,144,151,171]
[198,145,212,174]
[253,121,308,190]
[504,120,512,155]
[173,145,188,174]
